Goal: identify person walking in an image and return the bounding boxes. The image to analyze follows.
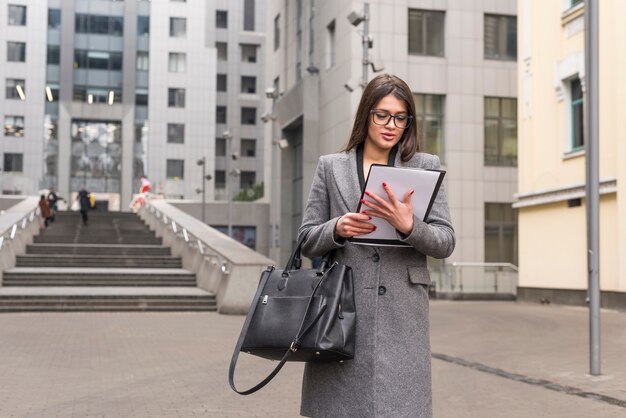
[47,187,59,223]
[297,74,455,418]
[76,186,91,226]
[38,194,52,227]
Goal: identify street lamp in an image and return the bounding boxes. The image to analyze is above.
[196,157,213,224]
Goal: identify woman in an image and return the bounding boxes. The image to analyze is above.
[38,194,52,227]
[298,74,455,417]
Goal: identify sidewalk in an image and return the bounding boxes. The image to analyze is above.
[0,301,623,417]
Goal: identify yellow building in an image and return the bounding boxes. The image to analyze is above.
[515,0,626,308]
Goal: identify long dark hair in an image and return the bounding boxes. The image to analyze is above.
[343,74,420,162]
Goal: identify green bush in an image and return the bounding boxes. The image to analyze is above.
[233,182,264,202]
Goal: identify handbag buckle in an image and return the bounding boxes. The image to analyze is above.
[262,295,268,304]
[290,341,300,352]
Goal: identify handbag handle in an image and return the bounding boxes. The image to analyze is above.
[228,262,337,395]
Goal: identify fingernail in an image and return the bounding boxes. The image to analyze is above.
[372,226,377,231]
[367,216,372,220]
[410,189,415,195]
[364,191,370,196]
[382,182,387,187]
[360,199,366,204]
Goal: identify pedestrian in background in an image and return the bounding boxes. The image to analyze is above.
[47,187,59,223]
[76,186,91,226]
[297,74,455,417]
[38,194,52,228]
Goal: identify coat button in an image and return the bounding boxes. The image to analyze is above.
[378,286,386,295]
[371,253,380,262]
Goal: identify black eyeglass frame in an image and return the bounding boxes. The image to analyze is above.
[369,110,413,129]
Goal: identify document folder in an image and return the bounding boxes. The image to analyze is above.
[350,164,445,247]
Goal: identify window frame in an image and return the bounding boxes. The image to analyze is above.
[484,97,518,167]
[167,88,186,108]
[7,41,26,63]
[570,78,584,151]
[484,14,517,61]
[166,159,185,179]
[408,9,445,57]
[8,4,27,26]
[169,17,187,38]
[4,115,25,137]
[3,152,24,173]
[413,93,445,163]
[167,123,185,144]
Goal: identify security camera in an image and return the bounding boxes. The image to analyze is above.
[260,112,274,123]
[344,82,355,93]
[370,61,385,73]
[265,87,277,99]
[347,11,366,27]
[273,139,289,149]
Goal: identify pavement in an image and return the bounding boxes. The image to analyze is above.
[0,301,624,418]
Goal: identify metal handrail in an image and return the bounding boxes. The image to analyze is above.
[0,206,40,251]
[145,201,231,275]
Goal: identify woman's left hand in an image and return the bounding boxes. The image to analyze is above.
[360,183,414,235]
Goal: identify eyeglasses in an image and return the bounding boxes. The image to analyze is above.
[369,110,413,129]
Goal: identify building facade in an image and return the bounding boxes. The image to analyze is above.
[266,0,519,267]
[516,0,626,307]
[1,0,265,210]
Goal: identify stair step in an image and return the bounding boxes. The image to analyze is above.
[16,255,181,268]
[33,236,162,245]
[0,287,216,312]
[25,244,171,256]
[3,268,196,287]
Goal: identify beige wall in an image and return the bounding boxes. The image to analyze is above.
[517,0,625,293]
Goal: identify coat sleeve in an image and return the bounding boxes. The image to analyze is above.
[397,154,455,259]
[298,156,347,258]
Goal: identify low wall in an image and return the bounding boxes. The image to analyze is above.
[0,197,41,284]
[138,200,274,315]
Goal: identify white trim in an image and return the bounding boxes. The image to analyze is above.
[513,178,617,208]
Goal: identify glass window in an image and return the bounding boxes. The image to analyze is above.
[214,225,256,250]
[137,16,150,36]
[166,159,184,179]
[136,51,149,71]
[7,42,26,62]
[240,171,256,189]
[484,97,517,166]
[8,5,26,26]
[45,84,59,102]
[241,107,256,125]
[241,44,258,63]
[167,123,185,144]
[3,153,23,172]
[47,45,60,65]
[170,17,186,37]
[244,0,255,31]
[168,88,185,108]
[216,106,227,124]
[274,14,280,51]
[216,42,228,61]
[5,78,25,100]
[216,137,226,156]
[215,170,226,188]
[241,139,256,157]
[168,52,186,73]
[216,10,227,28]
[485,203,518,266]
[571,78,584,150]
[408,9,445,57]
[413,93,445,162]
[217,74,227,92]
[241,76,256,94]
[48,9,61,29]
[484,14,517,61]
[571,0,583,8]
[75,14,123,36]
[326,20,336,69]
[4,115,25,137]
[135,89,148,106]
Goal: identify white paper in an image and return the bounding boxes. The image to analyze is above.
[352,165,443,246]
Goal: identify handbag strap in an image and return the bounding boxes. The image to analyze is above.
[228,262,337,395]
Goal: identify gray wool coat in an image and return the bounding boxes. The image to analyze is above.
[297,149,455,418]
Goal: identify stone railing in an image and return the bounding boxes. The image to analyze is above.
[138,198,274,314]
[0,197,41,284]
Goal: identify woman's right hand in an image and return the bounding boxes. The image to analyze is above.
[335,213,376,238]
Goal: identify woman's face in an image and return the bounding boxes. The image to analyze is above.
[365,94,407,154]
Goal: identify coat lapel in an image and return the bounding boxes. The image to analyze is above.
[331,149,361,212]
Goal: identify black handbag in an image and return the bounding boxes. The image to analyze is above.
[228,235,356,395]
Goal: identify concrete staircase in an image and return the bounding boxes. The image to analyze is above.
[0,212,216,312]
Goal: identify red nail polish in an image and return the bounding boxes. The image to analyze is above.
[372,226,377,231]
[367,216,372,220]
[360,199,366,204]
[365,191,370,196]
[410,189,415,195]
[382,182,387,187]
